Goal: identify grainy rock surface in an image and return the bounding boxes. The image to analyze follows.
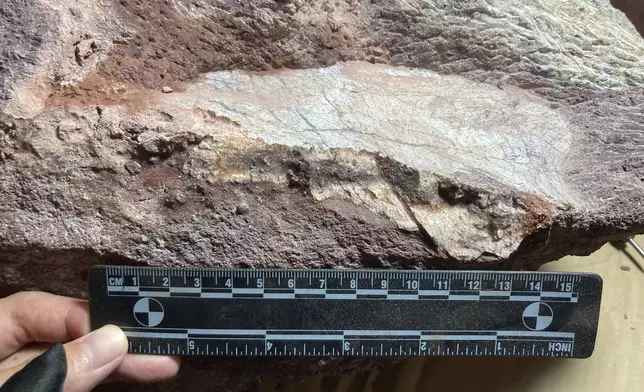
[1,0,644,390]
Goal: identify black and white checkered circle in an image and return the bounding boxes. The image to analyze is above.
[133,297,164,327]
[522,302,553,331]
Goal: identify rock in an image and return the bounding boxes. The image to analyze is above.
[165,190,187,208]
[74,39,98,66]
[162,86,174,94]
[235,202,250,215]
[1,120,15,131]
[124,160,142,175]
[1,0,644,391]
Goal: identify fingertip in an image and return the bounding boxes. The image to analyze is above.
[63,325,128,392]
[113,354,181,383]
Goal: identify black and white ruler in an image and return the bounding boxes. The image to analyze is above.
[89,266,602,358]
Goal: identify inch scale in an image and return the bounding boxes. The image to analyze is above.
[89,266,602,358]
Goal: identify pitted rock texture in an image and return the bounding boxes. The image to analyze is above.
[1,0,644,391]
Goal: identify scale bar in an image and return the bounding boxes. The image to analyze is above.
[92,266,602,359]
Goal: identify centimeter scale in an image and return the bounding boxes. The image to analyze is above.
[89,266,602,358]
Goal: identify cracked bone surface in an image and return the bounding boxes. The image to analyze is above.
[1,0,644,390]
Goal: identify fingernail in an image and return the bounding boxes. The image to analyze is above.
[83,325,128,369]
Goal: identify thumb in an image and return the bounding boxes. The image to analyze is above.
[63,325,128,392]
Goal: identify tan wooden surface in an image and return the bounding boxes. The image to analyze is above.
[262,236,644,392]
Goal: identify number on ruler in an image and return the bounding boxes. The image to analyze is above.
[529,281,541,291]
[437,280,448,290]
[162,277,169,287]
[319,279,325,288]
[189,341,195,350]
[497,281,510,291]
[350,279,356,289]
[559,282,572,292]
[288,279,295,288]
[344,342,350,351]
[266,342,273,350]
[380,279,387,289]
[257,279,263,288]
[466,280,480,290]
[405,280,419,290]
[132,276,137,285]
[194,278,201,287]
[420,342,427,351]
[225,279,232,288]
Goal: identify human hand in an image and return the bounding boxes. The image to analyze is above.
[0,291,181,391]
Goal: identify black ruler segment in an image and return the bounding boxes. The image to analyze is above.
[89,267,602,358]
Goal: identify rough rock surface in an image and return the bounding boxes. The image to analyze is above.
[1,0,644,390]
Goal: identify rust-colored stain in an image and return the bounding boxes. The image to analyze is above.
[96,0,362,89]
[522,194,555,232]
[40,0,366,113]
